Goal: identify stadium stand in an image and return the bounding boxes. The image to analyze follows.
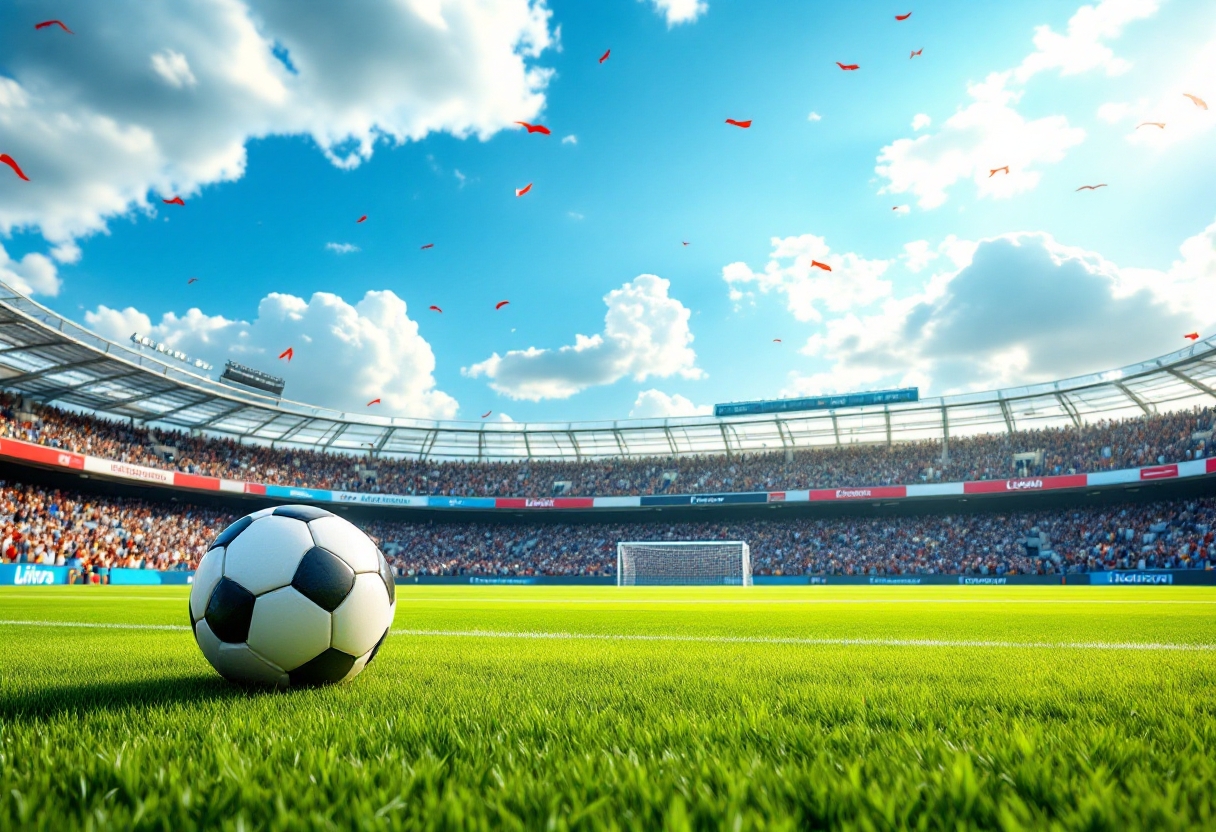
[2,478,1211,578]
[1,392,1212,497]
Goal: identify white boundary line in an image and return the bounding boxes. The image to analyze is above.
[391,628,1215,652]
[2,620,1212,652]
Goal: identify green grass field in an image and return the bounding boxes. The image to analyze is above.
[1,585,1214,830]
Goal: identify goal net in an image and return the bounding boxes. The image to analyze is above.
[617,541,752,586]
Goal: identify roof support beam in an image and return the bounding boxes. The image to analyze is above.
[1055,392,1082,428]
[1166,367,1216,400]
[567,431,582,462]
[0,339,64,355]
[103,385,182,410]
[3,356,109,385]
[884,407,893,447]
[831,412,840,446]
[322,422,351,449]
[523,430,533,459]
[1115,382,1152,416]
[718,422,733,457]
[372,427,397,456]
[940,405,950,461]
[418,429,439,460]
[242,410,286,439]
[997,396,1015,434]
[477,429,485,461]
[135,394,216,423]
[612,428,627,456]
[272,417,314,446]
[36,369,146,404]
[195,402,249,429]
[663,425,678,456]
[774,420,790,450]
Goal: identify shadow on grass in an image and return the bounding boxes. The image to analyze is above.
[0,674,282,720]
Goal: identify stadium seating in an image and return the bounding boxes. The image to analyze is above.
[2,479,1211,577]
[1,392,1212,498]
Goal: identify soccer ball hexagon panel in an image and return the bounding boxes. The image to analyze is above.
[188,505,396,687]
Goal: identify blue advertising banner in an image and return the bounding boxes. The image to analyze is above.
[426,496,497,509]
[1090,571,1174,585]
[108,567,170,586]
[640,492,770,507]
[0,563,71,585]
[263,485,334,502]
[714,387,918,417]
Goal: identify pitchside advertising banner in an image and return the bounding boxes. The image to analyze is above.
[0,564,196,585]
[2,434,1215,513]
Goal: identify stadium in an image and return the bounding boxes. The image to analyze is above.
[2,2,1215,829]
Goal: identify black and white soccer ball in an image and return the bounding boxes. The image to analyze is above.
[189,505,396,687]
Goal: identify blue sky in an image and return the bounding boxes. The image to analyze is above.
[1,0,1214,422]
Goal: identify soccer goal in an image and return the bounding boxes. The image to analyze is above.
[617,541,752,586]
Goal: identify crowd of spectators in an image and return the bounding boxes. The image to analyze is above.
[1,393,1212,499]
[0,481,228,575]
[372,498,1216,578]
[2,477,1211,579]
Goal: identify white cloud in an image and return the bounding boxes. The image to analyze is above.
[807,111,822,122]
[463,274,702,401]
[722,233,892,323]
[900,240,937,273]
[325,242,359,254]
[876,73,1086,210]
[1124,31,1216,149]
[0,243,61,297]
[86,289,458,417]
[454,169,466,186]
[646,0,707,27]
[629,389,711,419]
[788,218,1216,397]
[1014,0,1160,83]
[567,211,584,220]
[876,0,1161,210]
[562,134,577,144]
[1097,101,1135,123]
[0,0,555,247]
[150,50,198,89]
[892,205,910,215]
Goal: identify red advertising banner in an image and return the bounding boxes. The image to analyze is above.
[1140,464,1179,480]
[808,486,907,501]
[963,475,1087,494]
[244,482,268,496]
[174,473,222,491]
[1208,458,1216,475]
[767,491,786,502]
[0,438,85,470]
[495,497,596,509]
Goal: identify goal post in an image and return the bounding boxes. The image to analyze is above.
[617,541,752,586]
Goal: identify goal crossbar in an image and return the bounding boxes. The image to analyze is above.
[617,540,752,586]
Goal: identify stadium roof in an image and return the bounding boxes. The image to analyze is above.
[2,280,1216,461]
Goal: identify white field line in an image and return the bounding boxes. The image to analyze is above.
[393,597,1216,606]
[0,620,189,631]
[1,619,1212,652]
[389,628,1216,652]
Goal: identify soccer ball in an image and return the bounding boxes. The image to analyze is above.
[189,505,396,687]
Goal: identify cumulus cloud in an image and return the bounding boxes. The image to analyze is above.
[787,218,1216,397]
[629,389,711,419]
[0,0,555,247]
[85,289,458,418]
[150,49,198,89]
[325,242,359,254]
[876,0,1159,210]
[1014,0,1159,82]
[722,233,892,322]
[562,134,577,144]
[900,240,937,273]
[876,74,1085,210]
[892,204,910,215]
[0,243,62,297]
[807,111,822,122]
[646,0,707,27]
[463,275,702,401]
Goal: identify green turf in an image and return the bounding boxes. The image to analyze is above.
[1,586,1214,830]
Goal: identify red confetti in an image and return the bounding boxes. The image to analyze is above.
[357,214,367,222]
[910,48,923,58]
[895,12,911,20]
[367,398,381,406]
[1184,332,1200,341]
[725,119,752,128]
[163,196,185,206]
[187,278,198,284]
[515,121,551,135]
[599,49,610,64]
[421,244,434,249]
[278,347,293,361]
[0,154,30,181]
[495,301,510,310]
[810,260,832,272]
[429,305,443,313]
[989,166,1009,177]
[836,62,860,70]
[1076,184,1107,191]
[481,411,493,418]
[515,183,532,197]
[35,20,73,33]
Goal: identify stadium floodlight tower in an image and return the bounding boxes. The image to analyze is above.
[617,541,752,586]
